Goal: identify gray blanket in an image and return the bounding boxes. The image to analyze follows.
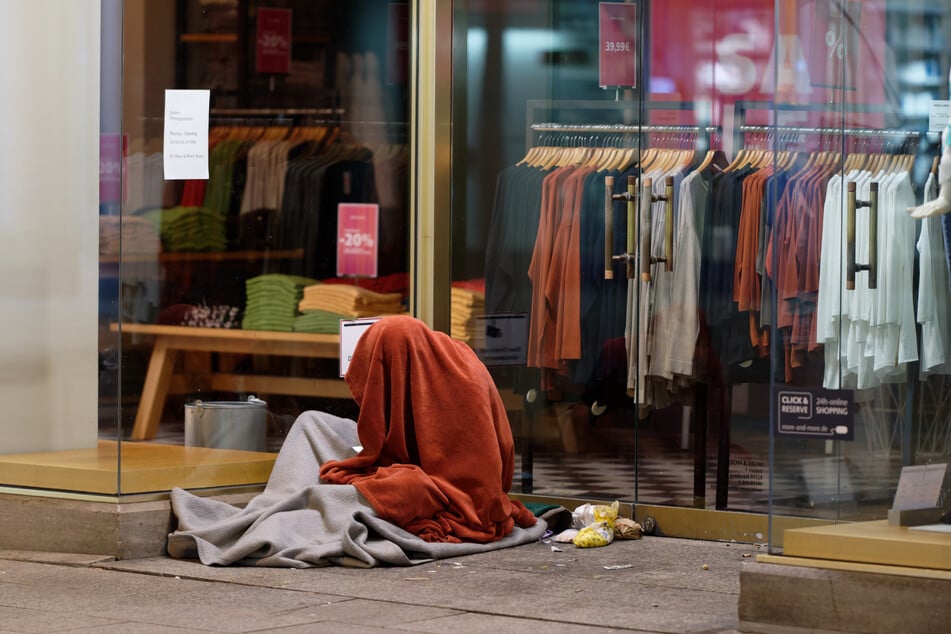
[167,410,546,567]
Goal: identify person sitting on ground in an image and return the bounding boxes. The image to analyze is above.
[320,314,537,543]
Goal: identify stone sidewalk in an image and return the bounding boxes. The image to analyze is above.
[0,534,755,633]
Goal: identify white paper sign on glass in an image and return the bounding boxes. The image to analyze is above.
[163,89,210,180]
[929,100,951,134]
[339,317,381,377]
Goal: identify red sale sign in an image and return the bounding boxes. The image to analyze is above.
[599,2,638,89]
[647,0,885,129]
[337,203,380,278]
[256,8,291,74]
[807,0,861,90]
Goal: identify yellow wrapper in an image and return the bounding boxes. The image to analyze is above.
[573,520,614,548]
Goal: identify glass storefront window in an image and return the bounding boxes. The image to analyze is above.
[453,0,951,551]
[108,0,412,495]
[1,0,412,500]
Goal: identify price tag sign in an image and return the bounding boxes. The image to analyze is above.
[337,203,380,278]
[599,2,637,89]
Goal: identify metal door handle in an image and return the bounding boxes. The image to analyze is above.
[641,175,675,281]
[603,175,638,279]
[846,181,878,290]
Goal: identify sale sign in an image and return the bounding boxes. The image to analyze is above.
[808,0,861,90]
[599,2,638,89]
[647,0,885,129]
[337,203,380,278]
[256,8,291,74]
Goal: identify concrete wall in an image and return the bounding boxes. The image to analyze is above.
[0,0,101,453]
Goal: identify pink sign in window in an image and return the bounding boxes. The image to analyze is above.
[337,203,380,278]
[599,2,637,89]
[256,8,292,74]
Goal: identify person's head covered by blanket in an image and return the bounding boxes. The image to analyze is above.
[319,314,537,543]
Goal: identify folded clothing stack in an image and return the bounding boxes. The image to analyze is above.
[138,206,227,252]
[99,215,161,257]
[451,279,485,345]
[293,309,348,334]
[242,274,320,332]
[298,284,404,319]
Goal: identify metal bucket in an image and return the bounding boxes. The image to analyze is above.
[184,396,267,452]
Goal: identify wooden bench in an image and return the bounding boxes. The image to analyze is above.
[111,323,350,441]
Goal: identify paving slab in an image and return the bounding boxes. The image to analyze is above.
[0,536,755,633]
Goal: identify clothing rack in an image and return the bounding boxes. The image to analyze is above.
[531,123,721,153]
[737,124,924,158]
[209,109,406,128]
[737,120,925,153]
[531,123,720,134]
[209,109,409,145]
[738,124,920,138]
[210,107,343,117]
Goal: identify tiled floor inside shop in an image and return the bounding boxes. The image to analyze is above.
[510,403,908,520]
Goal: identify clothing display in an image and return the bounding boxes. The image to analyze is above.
[627,161,688,411]
[276,147,382,280]
[817,164,919,389]
[485,147,638,393]
[484,138,949,411]
[156,124,407,280]
[118,123,408,326]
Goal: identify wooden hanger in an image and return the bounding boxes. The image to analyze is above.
[516,145,541,166]
[638,147,657,171]
[650,148,672,173]
[696,149,728,173]
[724,147,751,171]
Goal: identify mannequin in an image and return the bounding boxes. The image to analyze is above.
[909,70,951,218]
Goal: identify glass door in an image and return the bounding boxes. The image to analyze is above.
[765,0,951,553]
[450,0,748,529]
[451,1,646,509]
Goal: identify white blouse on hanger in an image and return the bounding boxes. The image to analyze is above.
[817,168,918,391]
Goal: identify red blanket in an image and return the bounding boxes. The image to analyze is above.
[319,315,536,543]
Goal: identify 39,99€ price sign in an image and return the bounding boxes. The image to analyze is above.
[599,2,637,89]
